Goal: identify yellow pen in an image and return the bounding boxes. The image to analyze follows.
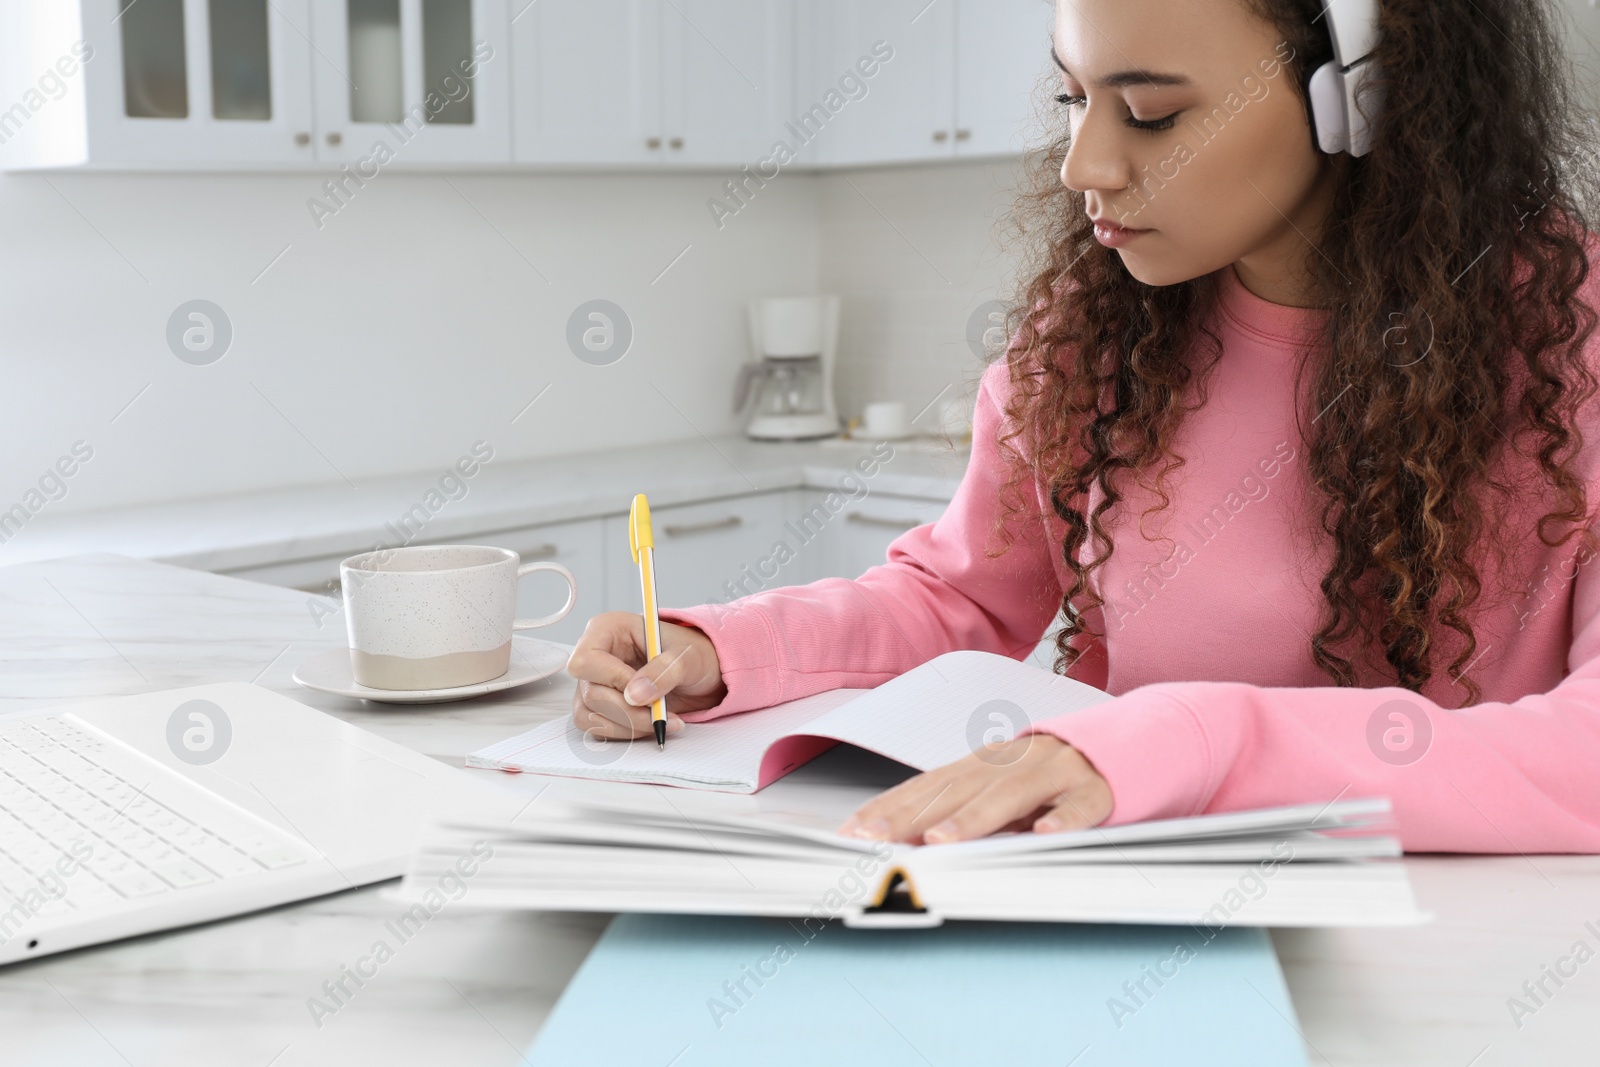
[628,493,669,749]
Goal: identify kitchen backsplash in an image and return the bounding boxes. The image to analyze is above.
[0,158,1024,515]
[820,158,1027,432]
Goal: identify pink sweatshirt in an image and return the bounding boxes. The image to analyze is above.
[663,260,1600,853]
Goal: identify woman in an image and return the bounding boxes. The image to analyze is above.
[567,0,1600,852]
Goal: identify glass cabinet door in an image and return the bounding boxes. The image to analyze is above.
[119,0,189,118]
[92,0,314,164]
[348,0,404,123]
[208,0,274,121]
[311,0,511,164]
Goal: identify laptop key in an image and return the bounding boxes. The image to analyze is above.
[153,860,214,889]
[252,846,307,870]
[106,870,168,898]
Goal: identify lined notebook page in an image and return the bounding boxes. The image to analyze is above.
[796,650,1116,771]
[467,688,865,791]
[468,650,1116,792]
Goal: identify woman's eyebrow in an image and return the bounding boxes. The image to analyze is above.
[1050,45,1193,89]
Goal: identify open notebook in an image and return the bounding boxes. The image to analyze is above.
[468,649,1118,792]
[397,792,1427,928]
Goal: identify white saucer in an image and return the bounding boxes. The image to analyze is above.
[292,636,570,704]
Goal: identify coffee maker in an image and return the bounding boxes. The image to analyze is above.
[735,295,842,441]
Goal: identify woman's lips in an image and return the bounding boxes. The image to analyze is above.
[1093,220,1152,248]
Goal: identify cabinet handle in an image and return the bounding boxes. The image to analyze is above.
[932,130,949,142]
[955,129,971,141]
[669,137,684,150]
[520,543,560,559]
[294,132,311,146]
[646,136,662,149]
[847,513,922,530]
[662,516,743,537]
[326,131,342,146]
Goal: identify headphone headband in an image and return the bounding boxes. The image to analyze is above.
[1322,0,1382,69]
[1309,0,1385,156]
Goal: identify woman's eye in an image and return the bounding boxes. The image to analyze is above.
[1052,92,1179,134]
[1128,113,1180,133]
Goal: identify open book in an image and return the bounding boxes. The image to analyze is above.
[398,792,1426,928]
[469,649,1120,793]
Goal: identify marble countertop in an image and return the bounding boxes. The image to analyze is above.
[1,554,1597,1066]
[0,434,970,577]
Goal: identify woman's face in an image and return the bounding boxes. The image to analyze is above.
[1053,0,1342,305]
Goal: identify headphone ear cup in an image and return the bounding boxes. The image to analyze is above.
[1342,59,1384,157]
[1308,60,1350,154]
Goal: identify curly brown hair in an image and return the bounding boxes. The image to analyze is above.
[994,0,1600,707]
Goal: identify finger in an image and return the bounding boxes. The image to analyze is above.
[622,644,697,707]
[839,765,990,842]
[573,680,684,739]
[1033,783,1113,834]
[837,768,954,835]
[920,767,1067,844]
[566,614,646,689]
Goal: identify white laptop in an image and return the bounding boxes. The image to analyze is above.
[0,682,519,965]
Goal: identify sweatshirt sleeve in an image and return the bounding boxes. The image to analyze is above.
[1025,537,1600,853]
[661,360,1076,720]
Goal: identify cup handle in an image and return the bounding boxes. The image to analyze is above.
[512,561,579,631]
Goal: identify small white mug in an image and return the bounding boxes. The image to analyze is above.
[861,400,911,440]
[340,545,577,690]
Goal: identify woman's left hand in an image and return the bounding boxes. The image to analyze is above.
[836,733,1113,844]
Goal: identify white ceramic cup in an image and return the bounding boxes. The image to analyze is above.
[340,545,577,691]
[862,400,911,440]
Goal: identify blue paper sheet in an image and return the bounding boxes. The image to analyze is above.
[528,914,1310,1066]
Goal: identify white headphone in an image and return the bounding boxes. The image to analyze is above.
[1308,0,1385,156]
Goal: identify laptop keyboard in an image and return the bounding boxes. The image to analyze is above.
[0,715,309,919]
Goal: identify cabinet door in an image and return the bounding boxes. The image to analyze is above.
[511,0,663,164]
[793,490,948,581]
[494,518,608,646]
[815,0,954,166]
[954,0,1054,158]
[603,493,793,613]
[81,0,316,164]
[216,517,606,645]
[661,0,792,166]
[819,495,940,585]
[310,0,511,165]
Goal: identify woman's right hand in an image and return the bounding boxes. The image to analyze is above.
[565,612,728,740]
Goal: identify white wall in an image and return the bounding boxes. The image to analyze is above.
[0,158,1032,517]
[0,167,822,514]
[819,157,1026,429]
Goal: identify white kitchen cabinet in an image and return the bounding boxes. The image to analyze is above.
[510,0,663,164]
[494,517,608,645]
[0,0,510,169]
[309,0,512,165]
[2,0,1047,170]
[603,492,794,612]
[955,0,1054,158]
[214,516,606,645]
[815,0,1051,167]
[661,0,794,166]
[790,489,947,582]
[512,0,791,166]
[789,486,1065,670]
[816,0,954,166]
[0,0,317,168]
